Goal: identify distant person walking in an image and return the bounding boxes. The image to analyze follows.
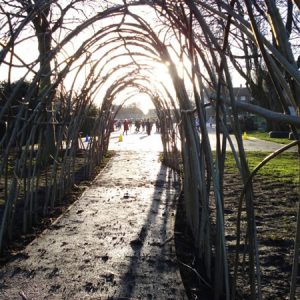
[123,119,129,135]
[208,116,214,128]
[141,120,145,132]
[155,119,160,133]
[146,119,152,135]
[135,119,141,132]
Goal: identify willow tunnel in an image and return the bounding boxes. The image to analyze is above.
[0,1,300,299]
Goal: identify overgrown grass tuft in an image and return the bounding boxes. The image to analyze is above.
[97,150,115,170]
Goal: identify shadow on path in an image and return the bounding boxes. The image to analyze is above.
[116,165,182,299]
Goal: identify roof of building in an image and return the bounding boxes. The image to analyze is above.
[233,86,251,97]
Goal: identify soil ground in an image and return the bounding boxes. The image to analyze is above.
[175,167,300,299]
[223,170,300,299]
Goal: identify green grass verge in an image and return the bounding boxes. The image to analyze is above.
[225,151,300,185]
[247,131,291,144]
[100,150,115,166]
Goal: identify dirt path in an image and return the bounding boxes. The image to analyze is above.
[0,150,187,299]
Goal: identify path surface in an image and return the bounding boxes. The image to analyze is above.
[0,132,187,299]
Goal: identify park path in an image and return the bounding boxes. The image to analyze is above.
[0,132,187,299]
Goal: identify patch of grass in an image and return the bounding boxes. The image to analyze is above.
[99,150,115,167]
[225,151,300,185]
[248,131,291,144]
[105,150,116,159]
[159,152,164,163]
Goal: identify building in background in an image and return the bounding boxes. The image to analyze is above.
[205,85,266,131]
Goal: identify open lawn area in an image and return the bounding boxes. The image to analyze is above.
[248,131,293,144]
[226,151,299,185]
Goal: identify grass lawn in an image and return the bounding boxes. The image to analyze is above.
[247,131,292,144]
[225,151,300,185]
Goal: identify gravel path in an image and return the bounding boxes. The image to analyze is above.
[0,149,187,299]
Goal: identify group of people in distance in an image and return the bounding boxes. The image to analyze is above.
[133,119,154,135]
[114,119,160,136]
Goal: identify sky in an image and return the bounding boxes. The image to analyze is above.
[0,1,246,115]
[0,4,172,113]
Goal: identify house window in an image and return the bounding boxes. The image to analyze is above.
[240,96,246,101]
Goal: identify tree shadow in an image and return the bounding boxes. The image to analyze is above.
[116,164,180,298]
